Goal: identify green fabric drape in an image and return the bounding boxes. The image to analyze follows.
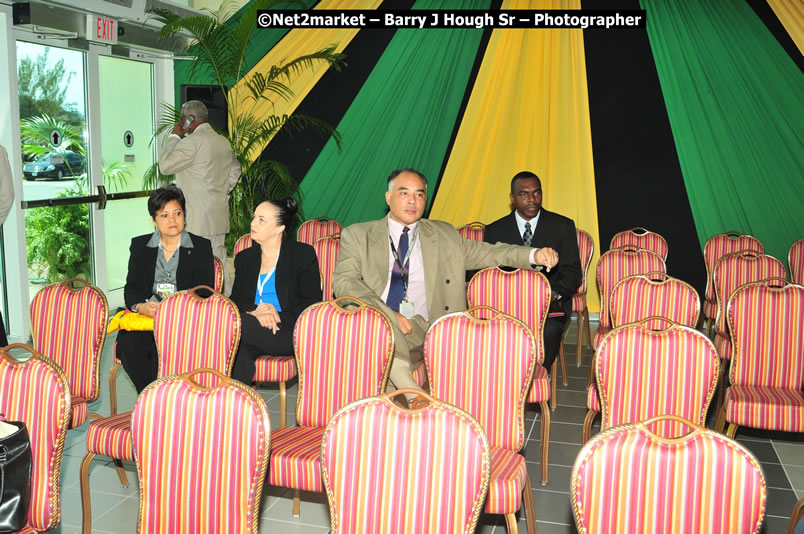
[173,0,316,105]
[641,0,804,265]
[299,0,490,225]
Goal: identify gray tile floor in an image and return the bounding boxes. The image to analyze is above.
[53,318,801,533]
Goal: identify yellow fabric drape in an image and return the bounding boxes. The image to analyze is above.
[766,0,804,55]
[228,0,382,162]
[429,0,602,312]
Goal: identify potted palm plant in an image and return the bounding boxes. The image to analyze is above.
[146,0,345,253]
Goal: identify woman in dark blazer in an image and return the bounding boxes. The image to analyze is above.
[230,198,322,384]
[117,185,214,392]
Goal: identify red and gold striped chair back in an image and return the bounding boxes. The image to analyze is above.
[233,234,253,257]
[154,287,241,381]
[424,307,537,450]
[466,268,551,366]
[790,238,804,285]
[457,222,486,242]
[313,235,341,300]
[609,272,700,329]
[294,297,394,428]
[0,345,71,532]
[297,217,343,245]
[595,321,719,438]
[30,278,108,403]
[610,227,668,261]
[132,369,270,534]
[704,232,764,304]
[596,248,666,330]
[713,251,787,337]
[571,415,767,534]
[212,256,224,292]
[575,228,595,298]
[321,392,490,534]
[728,279,804,390]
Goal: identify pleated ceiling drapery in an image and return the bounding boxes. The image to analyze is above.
[642,0,804,265]
[766,0,804,55]
[228,0,382,162]
[428,0,601,311]
[298,0,491,225]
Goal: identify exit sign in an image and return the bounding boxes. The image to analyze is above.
[87,14,118,44]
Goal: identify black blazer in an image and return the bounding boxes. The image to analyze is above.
[230,237,323,325]
[484,209,582,300]
[123,232,215,309]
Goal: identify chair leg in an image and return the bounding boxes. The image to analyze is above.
[539,401,550,485]
[109,361,120,416]
[715,405,727,434]
[114,458,129,487]
[80,452,95,534]
[550,361,557,411]
[576,310,584,367]
[292,489,301,517]
[504,513,519,533]
[726,423,739,439]
[523,472,538,534]
[586,355,596,389]
[279,381,287,428]
[559,341,568,386]
[582,410,598,444]
[583,308,592,347]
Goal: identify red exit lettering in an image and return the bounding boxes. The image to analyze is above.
[96,17,115,41]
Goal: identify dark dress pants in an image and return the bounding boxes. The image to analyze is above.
[542,299,572,369]
[232,311,295,384]
[116,330,159,394]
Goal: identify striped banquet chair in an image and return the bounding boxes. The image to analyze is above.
[297,216,343,245]
[268,297,394,516]
[0,345,71,534]
[609,227,668,261]
[790,238,804,285]
[584,272,702,431]
[582,320,719,443]
[131,369,271,534]
[30,278,108,429]
[321,390,490,534]
[212,255,224,292]
[717,279,804,439]
[467,267,556,407]
[424,307,538,529]
[572,228,595,366]
[80,287,240,533]
[572,415,767,534]
[312,234,341,299]
[457,221,486,242]
[234,233,298,427]
[593,247,667,351]
[702,232,764,335]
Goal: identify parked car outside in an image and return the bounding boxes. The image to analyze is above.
[23,151,85,181]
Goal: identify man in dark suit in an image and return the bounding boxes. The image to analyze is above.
[484,171,582,369]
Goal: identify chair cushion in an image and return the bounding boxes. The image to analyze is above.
[587,385,600,412]
[593,326,610,350]
[15,524,37,534]
[715,333,732,361]
[703,298,717,320]
[86,412,134,461]
[70,397,88,428]
[725,386,804,432]
[526,365,550,403]
[484,447,527,514]
[268,426,325,492]
[253,355,297,383]
[571,293,586,314]
[412,362,427,388]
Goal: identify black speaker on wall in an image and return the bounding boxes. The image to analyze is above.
[180,85,228,135]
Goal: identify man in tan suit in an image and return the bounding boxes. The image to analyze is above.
[159,100,241,291]
[333,169,558,405]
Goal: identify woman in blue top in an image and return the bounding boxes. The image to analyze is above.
[229,198,322,384]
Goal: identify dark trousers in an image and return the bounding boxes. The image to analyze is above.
[231,312,295,384]
[116,330,158,394]
[542,299,572,369]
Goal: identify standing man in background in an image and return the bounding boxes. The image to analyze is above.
[0,145,16,346]
[485,171,581,370]
[159,100,241,292]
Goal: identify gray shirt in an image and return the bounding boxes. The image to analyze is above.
[146,229,193,301]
